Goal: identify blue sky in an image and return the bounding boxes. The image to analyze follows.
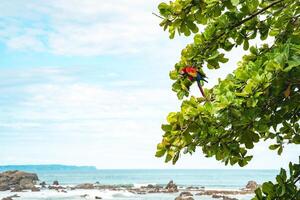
[0,0,299,169]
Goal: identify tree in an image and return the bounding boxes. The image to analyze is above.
[154,0,300,199]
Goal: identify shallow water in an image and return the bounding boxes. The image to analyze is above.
[0,169,277,200]
[0,190,254,200]
[32,169,277,189]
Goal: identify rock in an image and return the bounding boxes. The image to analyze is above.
[0,170,38,191]
[1,197,13,200]
[186,186,200,190]
[165,180,178,192]
[0,184,10,191]
[9,194,20,198]
[142,184,155,189]
[95,196,102,199]
[40,181,46,188]
[48,185,65,190]
[75,183,94,189]
[80,194,89,198]
[245,181,258,191]
[19,178,35,189]
[11,186,23,192]
[223,197,238,200]
[53,180,59,185]
[175,192,194,200]
[195,189,252,196]
[175,197,194,200]
[180,191,193,197]
[211,194,238,200]
[31,187,40,192]
[1,194,20,200]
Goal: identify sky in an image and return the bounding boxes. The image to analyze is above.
[0,0,299,169]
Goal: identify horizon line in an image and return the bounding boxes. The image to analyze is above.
[0,164,279,171]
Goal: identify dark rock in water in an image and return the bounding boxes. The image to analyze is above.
[75,183,94,189]
[80,194,89,198]
[48,185,65,190]
[0,170,38,191]
[174,196,194,200]
[186,186,200,190]
[175,192,194,200]
[53,180,59,185]
[224,197,238,200]
[140,184,163,193]
[195,189,253,196]
[95,196,102,199]
[40,181,46,188]
[0,184,10,191]
[31,187,40,192]
[212,196,237,200]
[165,180,178,192]
[1,194,20,200]
[2,197,13,200]
[179,191,193,197]
[9,194,20,198]
[11,186,23,192]
[137,191,147,194]
[142,184,155,189]
[212,194,223,198]
[245,181,258,191]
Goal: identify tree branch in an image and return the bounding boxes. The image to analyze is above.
[202,0,285,53]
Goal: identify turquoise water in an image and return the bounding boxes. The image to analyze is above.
[0,169,278,200]
[24,169,277,189]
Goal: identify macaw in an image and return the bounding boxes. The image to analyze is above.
[180,66,207,97]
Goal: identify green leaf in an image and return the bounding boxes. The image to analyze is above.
[155,149,166,157]
[172,151,180,164]
[243,40,249,50]
[269,144,280,150]
[262,182,274,194]
[277,146,283,155]
[231,0,239,6]
[254,188,263,200]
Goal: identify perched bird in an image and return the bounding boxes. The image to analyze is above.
[180,66,207,97]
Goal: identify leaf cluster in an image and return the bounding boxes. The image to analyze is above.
[156,38,300,166]
[158,0,299,99]
[253,161,300,200]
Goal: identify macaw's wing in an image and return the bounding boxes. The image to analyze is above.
[196,73,208,83]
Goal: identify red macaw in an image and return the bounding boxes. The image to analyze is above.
[180,66,207,97]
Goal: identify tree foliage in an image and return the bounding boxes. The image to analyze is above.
[155,0,300,199]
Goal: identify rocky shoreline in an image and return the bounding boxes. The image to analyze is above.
[0,170,258,200]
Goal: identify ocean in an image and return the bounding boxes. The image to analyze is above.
[34,169,278,189]
[0,168,278,200]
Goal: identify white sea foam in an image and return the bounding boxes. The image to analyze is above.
[0,189,136,200]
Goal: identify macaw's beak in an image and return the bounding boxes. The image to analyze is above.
[179,71,185,78]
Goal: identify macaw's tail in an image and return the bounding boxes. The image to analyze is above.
[197,81,206,97]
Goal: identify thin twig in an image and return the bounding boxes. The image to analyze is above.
[152,12,164,20]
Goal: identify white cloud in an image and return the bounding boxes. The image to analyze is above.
[1,73,299,168]
[0,0,183,56]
